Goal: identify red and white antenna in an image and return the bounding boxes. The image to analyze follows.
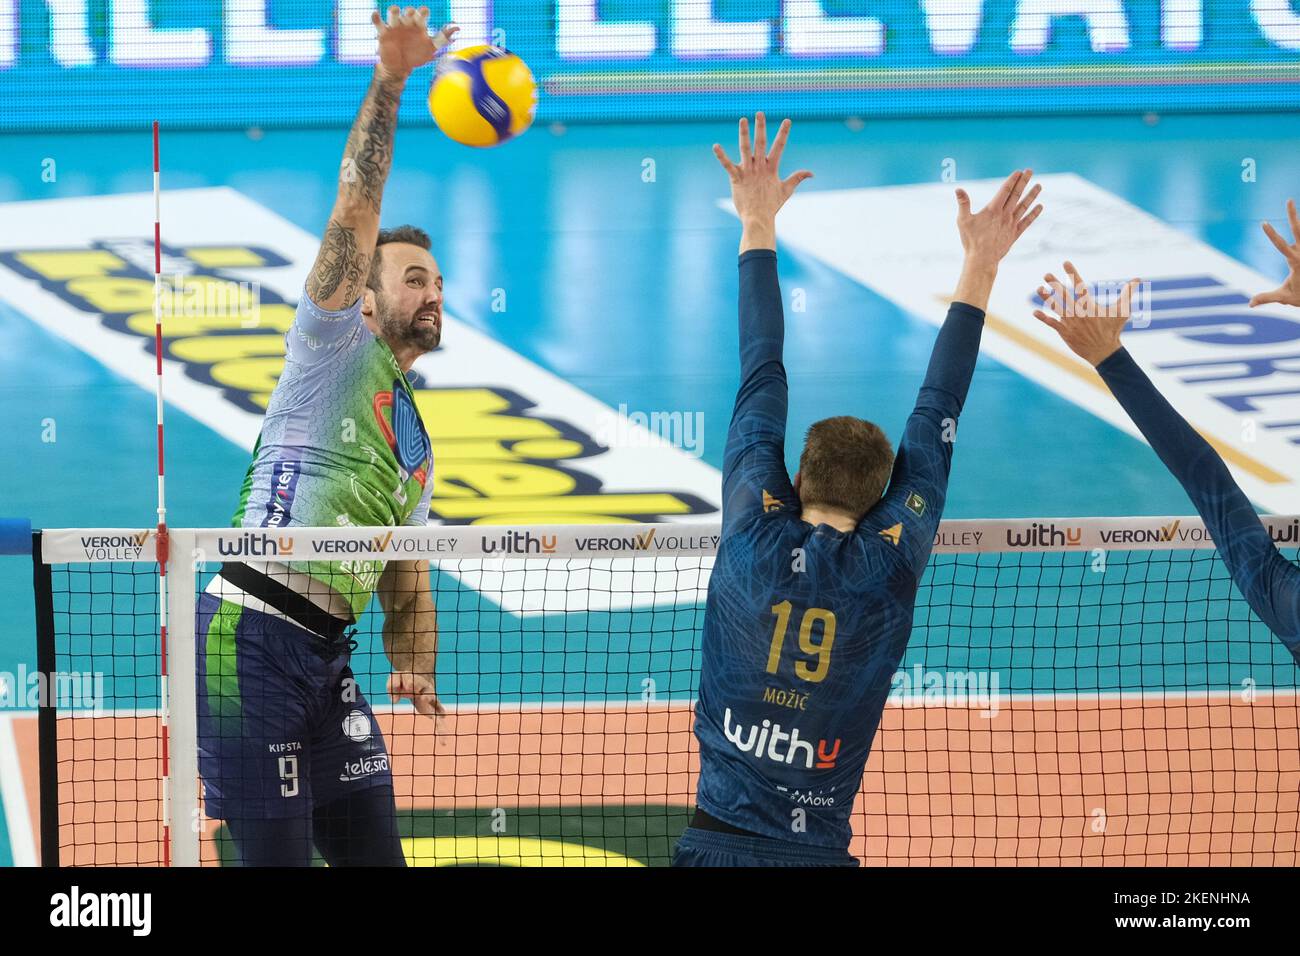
[151,120,173,867]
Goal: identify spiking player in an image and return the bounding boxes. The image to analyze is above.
[1032,229,1300,658]
[195,8,458,866]
[673,114,1043,866]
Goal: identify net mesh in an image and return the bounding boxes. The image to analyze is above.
[37,522,1300,866]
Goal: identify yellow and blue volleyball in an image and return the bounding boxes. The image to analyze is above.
[429,45,537,148]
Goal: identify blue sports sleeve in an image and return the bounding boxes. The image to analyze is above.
[1096,347,1300,658]
[871,301,985,578]
[721,249,797,537]
[286,285,364,364]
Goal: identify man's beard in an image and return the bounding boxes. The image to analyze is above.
[376,296,440,352]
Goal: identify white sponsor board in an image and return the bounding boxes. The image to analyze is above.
[39,515,1300,565]
[39,514,1300,617]
[752,173,1300,515]
[39,524,723,616]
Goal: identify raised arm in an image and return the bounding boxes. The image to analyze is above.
[304,8,455,313]
[875,171,1043,576]
[1035,262,1300,657]
[712,114,813,535]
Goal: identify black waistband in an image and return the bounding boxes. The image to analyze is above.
[689,808,761,837]
[218,562,351,642]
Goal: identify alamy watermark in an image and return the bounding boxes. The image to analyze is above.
[156,273,261,327]
[888,664,1002,717]
[594,404,705,458]
[49,886,151,936]
[0,665,105,710]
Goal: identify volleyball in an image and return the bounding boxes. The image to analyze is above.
[429,45,537,148]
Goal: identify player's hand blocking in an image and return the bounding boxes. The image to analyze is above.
[950,168,1043,311]
[1033,261,1141,367]
[954,169,1043,268]
[713,113,814,252]
[1250,198,1300,309]
[371,6,459,80]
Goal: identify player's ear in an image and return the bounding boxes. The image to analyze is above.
[793,472,801,495]
[361,287,379,332]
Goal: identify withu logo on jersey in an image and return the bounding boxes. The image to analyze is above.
[723,707,840,770]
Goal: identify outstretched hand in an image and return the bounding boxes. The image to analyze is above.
[955,169,1043,269]
[713,113,813,251]
[372,6,459,80]
[950,168,1043,310]
[1250,199,1300,309]
[1033,260,1141,368]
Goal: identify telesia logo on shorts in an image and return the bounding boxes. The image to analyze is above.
[723,707,840,770]
[342,709,372,742]
[339,754,389,782]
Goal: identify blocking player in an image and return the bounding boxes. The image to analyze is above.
[1032,250,1300,658]
[196,8,457,866]
[674,113,1043,866]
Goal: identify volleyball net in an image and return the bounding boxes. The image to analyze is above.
[26,517,1300,866]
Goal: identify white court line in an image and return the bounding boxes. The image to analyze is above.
[0,714,37,867]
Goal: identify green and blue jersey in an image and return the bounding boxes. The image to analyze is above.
[233,288,435,618]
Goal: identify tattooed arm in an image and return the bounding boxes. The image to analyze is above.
[304,7,456,311]
[304,66,398,312]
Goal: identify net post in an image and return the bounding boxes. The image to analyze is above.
[165,529,199,866]
[31,531,60,867]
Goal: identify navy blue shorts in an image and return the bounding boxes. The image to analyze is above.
[195,591,394,822]
[671,827,859,868]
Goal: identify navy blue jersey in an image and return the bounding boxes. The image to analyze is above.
[1096,347,1300,659]
[693,249,986,851]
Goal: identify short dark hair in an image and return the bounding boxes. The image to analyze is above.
[797,416,895,520]
[366,225,433,291]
